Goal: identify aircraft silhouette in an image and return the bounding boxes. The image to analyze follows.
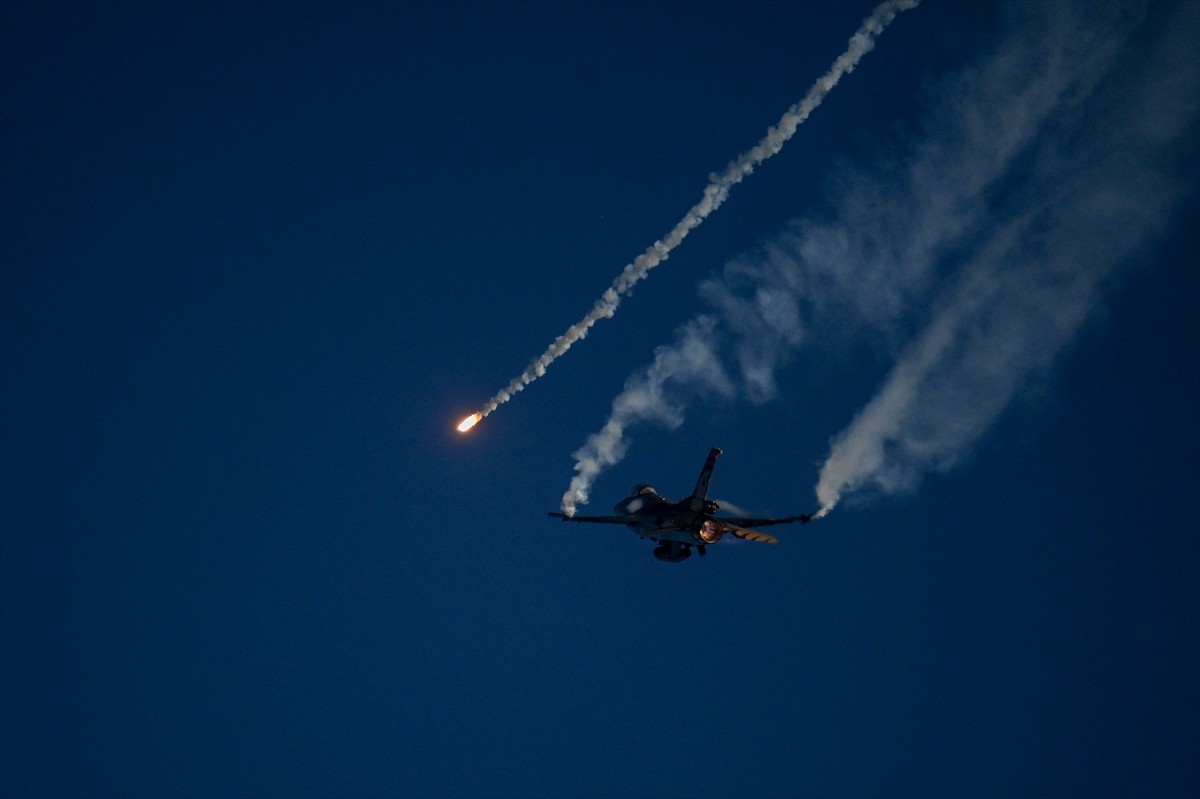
[550,447,812,562]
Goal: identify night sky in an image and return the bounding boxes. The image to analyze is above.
[2,2,1198,798]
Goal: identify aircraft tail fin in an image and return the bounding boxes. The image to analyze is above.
[686,447,721,511]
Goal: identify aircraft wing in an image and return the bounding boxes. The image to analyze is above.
[548,512,637,524]
[719,514,812,528]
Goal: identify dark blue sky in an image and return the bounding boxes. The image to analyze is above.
[3,2,1198,798]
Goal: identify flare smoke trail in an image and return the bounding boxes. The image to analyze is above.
[466,0,921,427]
[563,0,1200,517]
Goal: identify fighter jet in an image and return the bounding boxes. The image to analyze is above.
[549,447,812,562]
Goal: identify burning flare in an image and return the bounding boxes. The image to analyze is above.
[456,413,482,433]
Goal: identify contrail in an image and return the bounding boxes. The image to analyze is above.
[458,0,921,433]
[563,0,1199,517]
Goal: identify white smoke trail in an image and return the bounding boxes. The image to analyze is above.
[814,0,1200,516]
[564,316,735,510]
[563,0,1200,517]
[816,0,1200,515]
[476,0,921,422]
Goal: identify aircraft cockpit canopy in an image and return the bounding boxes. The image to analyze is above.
[632,484,657,496]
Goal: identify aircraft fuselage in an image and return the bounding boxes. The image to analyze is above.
[548,448,811,562]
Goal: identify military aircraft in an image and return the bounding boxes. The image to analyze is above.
[549,447,812,562]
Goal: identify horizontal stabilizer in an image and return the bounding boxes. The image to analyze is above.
[729,526,779,544]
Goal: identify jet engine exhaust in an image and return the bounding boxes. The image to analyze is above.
[699,520,724,544]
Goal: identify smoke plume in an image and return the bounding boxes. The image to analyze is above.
[564,0,1199,517]
[475,0,921,423]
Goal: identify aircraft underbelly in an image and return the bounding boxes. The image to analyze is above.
[638,527,699,544]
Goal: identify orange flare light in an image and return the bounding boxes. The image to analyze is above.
[456,413,482,433]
